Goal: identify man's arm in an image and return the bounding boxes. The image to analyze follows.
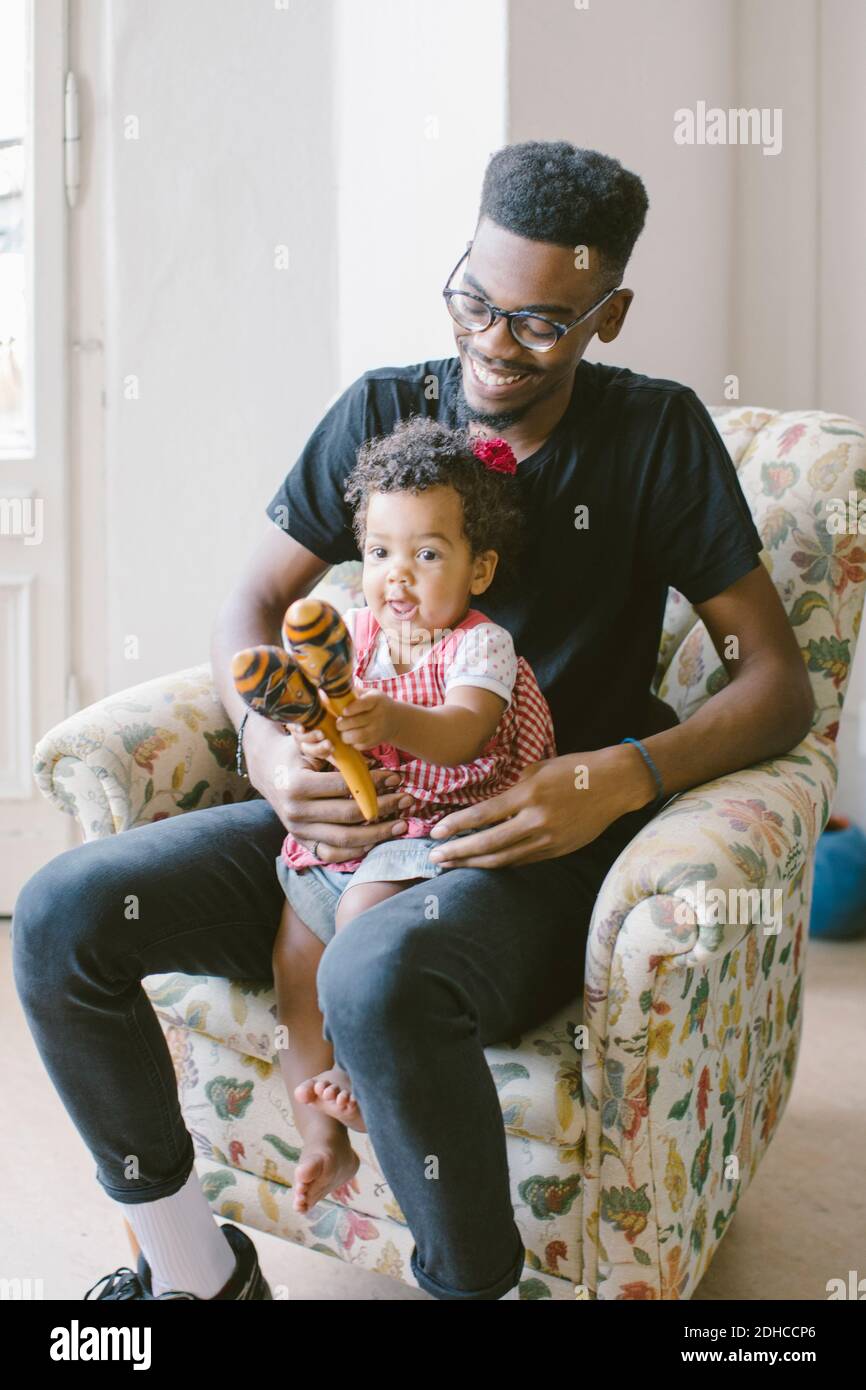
[210,520,329,732]
[617,560,815,811]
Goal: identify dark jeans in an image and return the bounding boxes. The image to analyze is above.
[11,793,660,1300]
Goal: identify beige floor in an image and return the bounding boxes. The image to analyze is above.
[2,917,863,1301]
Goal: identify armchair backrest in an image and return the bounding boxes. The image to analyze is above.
[654,406,866,740]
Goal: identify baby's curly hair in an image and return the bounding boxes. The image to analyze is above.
[344,415,523,589]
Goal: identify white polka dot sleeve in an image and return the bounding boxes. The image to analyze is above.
[341,606,361,646]
[443,623,518,707]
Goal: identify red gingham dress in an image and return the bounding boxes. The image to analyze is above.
[281,606,557,873]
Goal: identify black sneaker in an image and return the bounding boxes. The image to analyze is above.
[84,1222,272,1300]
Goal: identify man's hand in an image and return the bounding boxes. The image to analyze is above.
[427,747,652,869]
[243,714,414,861]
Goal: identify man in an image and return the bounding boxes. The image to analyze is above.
[13,141,813,1302]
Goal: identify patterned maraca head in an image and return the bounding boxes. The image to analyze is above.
[231,646,328,729]
[282,599,356,703]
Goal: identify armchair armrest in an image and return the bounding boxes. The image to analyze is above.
[580,729,837,1299]
[33,661,258,842]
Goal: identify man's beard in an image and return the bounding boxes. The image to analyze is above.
[451,368,533,431]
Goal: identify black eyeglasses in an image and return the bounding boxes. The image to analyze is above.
[442,240,621,352]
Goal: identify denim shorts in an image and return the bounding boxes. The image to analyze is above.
[275,833,470,947]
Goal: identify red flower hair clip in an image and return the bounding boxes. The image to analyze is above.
[470,436,518,475]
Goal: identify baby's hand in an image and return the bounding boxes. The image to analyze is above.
[287,722,335,770]
[335,689,397,751]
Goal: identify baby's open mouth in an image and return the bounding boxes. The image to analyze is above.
[387,599,418,617]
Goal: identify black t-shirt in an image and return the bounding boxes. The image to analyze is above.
[266,355,763,757]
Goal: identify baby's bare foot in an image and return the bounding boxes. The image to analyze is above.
[293,1132,360,1215]
[294,1066,367,1133]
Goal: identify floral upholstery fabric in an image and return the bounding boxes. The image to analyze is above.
[32,406,865,1299]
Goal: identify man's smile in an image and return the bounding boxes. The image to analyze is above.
[463,348,536,398]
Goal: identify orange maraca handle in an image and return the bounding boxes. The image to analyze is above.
[315,706,379,822]
[282,598,381,821]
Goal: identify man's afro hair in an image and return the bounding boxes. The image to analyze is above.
[477,140,648,284]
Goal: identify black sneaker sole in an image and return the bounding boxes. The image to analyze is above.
[218,1223,273,1301]
[136,1221,272,1300]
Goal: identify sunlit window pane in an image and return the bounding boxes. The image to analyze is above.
[0,0,29,449]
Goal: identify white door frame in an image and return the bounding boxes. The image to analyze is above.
[0,0,72,912]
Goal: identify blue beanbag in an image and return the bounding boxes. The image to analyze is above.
[810,822,866,940]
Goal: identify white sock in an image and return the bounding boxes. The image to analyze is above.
[121,1170,237,1299]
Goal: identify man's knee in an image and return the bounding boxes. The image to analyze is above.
[12,846,119,1001]
[317,893,429,1035]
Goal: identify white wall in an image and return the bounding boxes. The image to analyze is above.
[334,0,507,384]
[69,0,107,718]
[102,0,339,689]
[818,0,866,424]
[816,0,866,818]
[731,0,820,412]
[508,0,738,403]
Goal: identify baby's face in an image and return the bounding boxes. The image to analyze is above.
[360,487,494,659]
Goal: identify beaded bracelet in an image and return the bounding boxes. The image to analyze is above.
[621,736,665,808]
[236,710,251,779]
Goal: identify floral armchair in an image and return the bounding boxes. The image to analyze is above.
[32,404,864,1299]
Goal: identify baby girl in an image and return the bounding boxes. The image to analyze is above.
[271,413,556,1214]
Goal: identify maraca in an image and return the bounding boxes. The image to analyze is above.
[232,621,378,822]
[232,645,324,725]
[281,598,381,823]
[281,598,357,716]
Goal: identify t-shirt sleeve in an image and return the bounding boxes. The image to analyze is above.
[641,389,764,605]
[265,374,371,564]
[444,624,517,707]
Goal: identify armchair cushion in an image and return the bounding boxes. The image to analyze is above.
[32,561,365,842]
[146,970,589,1292]
[32,664,256,842]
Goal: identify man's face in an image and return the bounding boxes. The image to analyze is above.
[449,217,632,430]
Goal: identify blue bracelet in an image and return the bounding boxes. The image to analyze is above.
[621,736,665,808]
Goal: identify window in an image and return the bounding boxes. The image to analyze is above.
[0,0,29,451]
